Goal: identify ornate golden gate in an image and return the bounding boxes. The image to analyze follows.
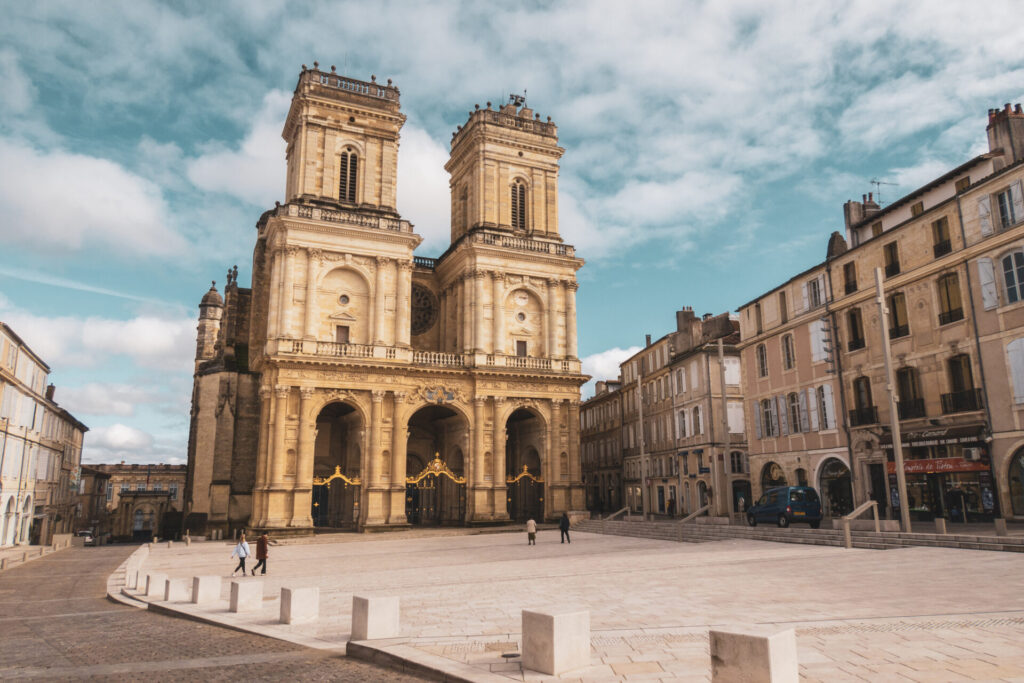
[506,465,544,522]
[405,454,466,524]
[311,466,362,528]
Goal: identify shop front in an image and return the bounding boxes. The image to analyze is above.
[881,425,997,523]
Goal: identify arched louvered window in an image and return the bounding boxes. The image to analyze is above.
[339,149,358,203]
[511,179,527,231]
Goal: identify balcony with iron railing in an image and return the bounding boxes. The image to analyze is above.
[889,324,910,339]
[885,262,901,277]
[933,239,952,258]
[848,406,879,426]
[941,388,984,414]
[938,308,964,325]
[847,337,866,352]
[897,398,926,420]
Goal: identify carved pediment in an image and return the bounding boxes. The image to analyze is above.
[328,311,358,321]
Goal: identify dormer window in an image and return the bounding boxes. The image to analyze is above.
[339,148,358,203]
[511,179,527,231]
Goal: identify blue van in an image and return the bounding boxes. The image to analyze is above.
[746,486,823,528]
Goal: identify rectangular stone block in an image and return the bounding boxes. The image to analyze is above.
[280,586,319,624]
[522,608,590,676]
[164,578,189,602]
[230,580,263,612]
[126,569,139,589]
[145,573,168,597]
[166,541,173,548]
[710,626,798,683]
[351,595,400,640]
[192,575,222,604]
[935,518,947,534]
[995,518,1009,536]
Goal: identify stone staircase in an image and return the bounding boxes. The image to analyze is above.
[573,518,1024,553]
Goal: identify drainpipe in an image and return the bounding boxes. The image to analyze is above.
[824,261,858,506]
[954,193,999,516]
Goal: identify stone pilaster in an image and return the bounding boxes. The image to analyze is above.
[374,257,389,345]
[492,273,505,354]
[303,248,321,340]
[364,390,387,526]
[474,270,487,353]
[565,280,578,359]
[396,261,412,347]
[546,278,560,359]
[390,391,409,524]
[492,397,509,521]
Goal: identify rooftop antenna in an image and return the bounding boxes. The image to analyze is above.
[869,177,897,206]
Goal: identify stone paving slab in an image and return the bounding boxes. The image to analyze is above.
[123,529,1024,680]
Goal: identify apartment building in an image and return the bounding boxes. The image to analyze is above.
[580,380,623,513]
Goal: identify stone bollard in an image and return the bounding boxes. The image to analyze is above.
[166,541,173,549]
[52,543,58,552]
[280,587,319,624]
[935,518,947,535]
[229,580,263,613]
[709,626,798,683]
[164,578,189,602]
[185,533,192,547]
[841,518,852,549]
[1,558,7,570]
[192,576,222,605]
[22,552,28,563]
[145,573,168,597]
[351,596,400,640]
[995,518,1009,537]
[521,608,590,676]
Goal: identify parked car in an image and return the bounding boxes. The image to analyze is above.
[746,486,823,528]
[77,530,96,546]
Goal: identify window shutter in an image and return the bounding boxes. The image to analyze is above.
[806,388,819,431]
[798,391,810,432]
[1012,181,1024,224]
[690,362,698,389]
[753,401,762,439]
[1008,339,1024,403]
[978,195,993,236]
[768,398,779,436]
[823,384,836,429]
[817,274,827,303]
[978,257,998,310]
[810,322,823,362]
[776,395,789,435]
[801,282,809,311]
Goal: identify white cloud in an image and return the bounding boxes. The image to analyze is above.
[580,345,641,399]
[0,49,35,115]
[186,89,290,207]
[57,383,165,417]
[88,423,153,451]
[398,125,451,253]
[0,300,196,372]
[82,423,185,465]
[0,138,186,256]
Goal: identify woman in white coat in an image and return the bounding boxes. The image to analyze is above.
[230,532,251,576]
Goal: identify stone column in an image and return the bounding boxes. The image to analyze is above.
[395,261,412,347]
[278,247,297,337]
[369,391,384,486]
[439,289,448,351]
[271,386,291,485]
[471,397,487,520]
[374,257,388,345]
[267,248,282,339]
[291,387,316,527]
[255,386,273,488]
[546,278,560,359]
[390,392,409,524]
[545,400,559,518]
[303,249,321,340]
[461,276,473,353]
[493,397,509,520]
[492,273,505,354]
[475,270,487,353]
[568,399,582,501]
[565,281,578,359]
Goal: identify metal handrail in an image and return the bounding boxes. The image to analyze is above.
[840,500,880,548]
[679,504,710,524]
[604,507,629,521]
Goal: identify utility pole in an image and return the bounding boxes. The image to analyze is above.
[636,373,650,520]
[718,338,731,519]
[875,267,912,533]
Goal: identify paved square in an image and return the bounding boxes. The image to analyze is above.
[138,530,1024,680]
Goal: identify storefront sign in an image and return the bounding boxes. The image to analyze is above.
[886,457,989,474]
[879,425,984,450]
[698,467,710,474]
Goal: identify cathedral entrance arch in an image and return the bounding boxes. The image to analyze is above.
[505,407,546,521]
[405,405,468,525]
[312,401,363,529]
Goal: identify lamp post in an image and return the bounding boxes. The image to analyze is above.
[875,267,912,533]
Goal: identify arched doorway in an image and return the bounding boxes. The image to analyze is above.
[505,408,545,521]
[1009,448,1024,516]
[761,461,787,489]
[819,458,853,517]
[697,480,709,508]
[405,405,468,525]
[312,401,363,529]
[732,480,752,512]
[20,497,31,544]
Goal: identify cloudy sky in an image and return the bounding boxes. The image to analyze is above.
[1,1,1022,465]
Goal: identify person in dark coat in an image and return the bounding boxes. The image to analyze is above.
[251,533,269,575]
[559,512,571,544]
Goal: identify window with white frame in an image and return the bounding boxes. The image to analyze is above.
[1002,250,1024,304]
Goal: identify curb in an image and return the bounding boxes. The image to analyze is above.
[346,640,509,682]
[0,539,74,572]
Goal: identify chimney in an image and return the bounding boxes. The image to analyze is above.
[987,102,1024,167]
[702,312,713,321]
[45,383,55,401]
[595,381,606,395]
[645,334,652,347]
[676,306,697,331]
[843,198,864,232]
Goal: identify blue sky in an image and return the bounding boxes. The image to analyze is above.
[1,1,1023,464]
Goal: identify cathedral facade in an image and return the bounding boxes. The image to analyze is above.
[184,65,586,534]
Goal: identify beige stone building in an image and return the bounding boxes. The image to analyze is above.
[186,66,586,534]
[613,309,748,518]
[580,380,623,513]
[739,102,1024,525]
[84,463,186,540]
[0,322,88,546]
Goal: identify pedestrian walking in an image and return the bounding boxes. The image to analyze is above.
[251,532,269,575]
[559,512,571,544]
[230,532,250,576]
[526,518,537,545]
